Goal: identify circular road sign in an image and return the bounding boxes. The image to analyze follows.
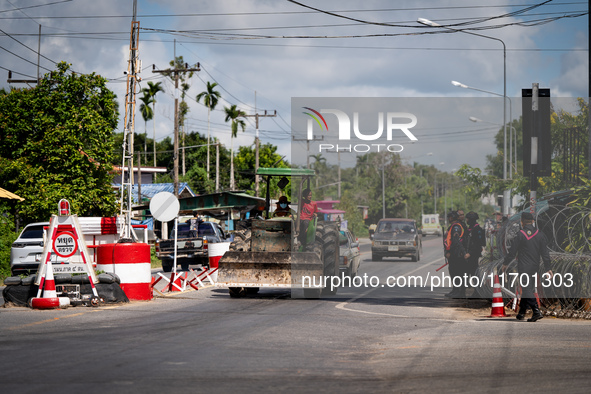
[53,231,78,258]
[150,191,180,222]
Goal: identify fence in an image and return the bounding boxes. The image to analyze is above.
[478,204,591,319]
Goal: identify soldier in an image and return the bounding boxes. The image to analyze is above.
[443,210,470,298]
[457,209,467,230]
[501,212,552,322]
[465,211,487,295]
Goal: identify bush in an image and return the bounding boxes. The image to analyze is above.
[0,211,17,280]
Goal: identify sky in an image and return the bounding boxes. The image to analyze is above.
[0,0,588,175]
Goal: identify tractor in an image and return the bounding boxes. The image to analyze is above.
[216,168,340,298]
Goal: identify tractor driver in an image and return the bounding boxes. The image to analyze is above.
[274,196,295,218]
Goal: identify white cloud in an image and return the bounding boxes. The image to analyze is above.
[0,0,586,175]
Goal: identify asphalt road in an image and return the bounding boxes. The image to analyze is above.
[1,235,590,393]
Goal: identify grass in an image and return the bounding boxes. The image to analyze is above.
[150,246,162,269]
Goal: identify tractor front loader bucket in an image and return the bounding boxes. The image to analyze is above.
[217,251,324,288]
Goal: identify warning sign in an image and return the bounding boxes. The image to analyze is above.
[36,214,99,291]
[53,231,78,258]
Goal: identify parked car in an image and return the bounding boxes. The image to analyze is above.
[155,221,229,272]
[10,222,48,276]
[371,218,422,262]
[339,229,361,278]
[10,217,131,276]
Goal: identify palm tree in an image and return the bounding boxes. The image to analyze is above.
[138,93,153,157]
[196,81,221,181]
[224,104,247,190]
[143,81,164,167]
[309,153,326,188]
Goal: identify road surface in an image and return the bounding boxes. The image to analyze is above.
[1,235,590,393]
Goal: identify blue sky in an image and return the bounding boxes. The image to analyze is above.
[0,0,588,173]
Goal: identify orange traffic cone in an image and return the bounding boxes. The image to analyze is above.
[489,274,507,317]
[30,262,70,310]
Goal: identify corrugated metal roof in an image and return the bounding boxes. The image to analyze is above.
[256,167,315,177]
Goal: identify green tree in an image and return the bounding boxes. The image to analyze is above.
[234,142,290,197]
[0,206,17,279]
[224,104,247,190]
[336,190,367,237]
[309,153,327,188]
[196,81,221,181]
[142,81,164,167]
[461,98,589,210]
[0,62,119,223]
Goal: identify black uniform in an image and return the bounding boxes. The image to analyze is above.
[502,223,551,318]
[445,221,468,297]
[466,222,486,274]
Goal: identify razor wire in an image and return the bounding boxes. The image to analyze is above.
[475,204,591,319]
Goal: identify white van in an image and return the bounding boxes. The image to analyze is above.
[421,214,442,236]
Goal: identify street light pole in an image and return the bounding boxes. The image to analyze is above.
[453,81,514,178]
[381,164,386,219]
[419,18,508,215]
[470,116,516,214]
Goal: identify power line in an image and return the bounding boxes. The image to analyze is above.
[0,0,73,14]
[141,8,587,40]
[0,2,586,19]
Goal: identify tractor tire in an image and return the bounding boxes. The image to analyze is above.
[162,261,172,272]
[303,288,322,299]
[228,287,247,298]
[308,222,339,296]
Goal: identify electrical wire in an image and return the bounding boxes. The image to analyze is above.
[0,0,73,14]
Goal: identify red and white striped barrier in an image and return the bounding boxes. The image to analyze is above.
[97,242,152,301]
[207,242,230,283]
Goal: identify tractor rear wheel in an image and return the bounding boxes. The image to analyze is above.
[306,222,339,296]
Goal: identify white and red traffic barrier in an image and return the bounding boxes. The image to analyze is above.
[207,242,231,283]
[30,257,70,310]
[97,242,152,301]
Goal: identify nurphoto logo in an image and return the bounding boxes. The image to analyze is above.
[303,107,418,153]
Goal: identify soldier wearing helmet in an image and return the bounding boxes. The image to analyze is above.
[501,212,551,322]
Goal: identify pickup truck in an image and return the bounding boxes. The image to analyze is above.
[155,221,229,272]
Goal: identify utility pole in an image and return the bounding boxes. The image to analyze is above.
[216,142,220,192]
[153,56,199,197]
[245,107,276,197]
[120,0,140,240]
[292,135,324,169]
